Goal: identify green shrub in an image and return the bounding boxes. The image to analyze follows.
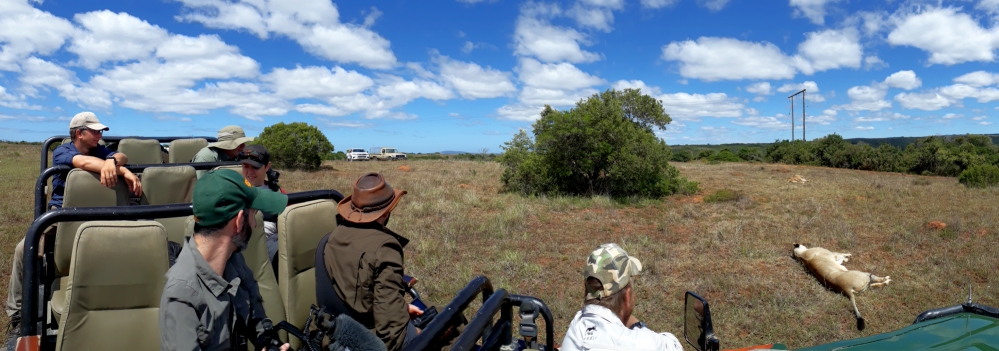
[704,188,742,203]
[737,147,762,162]
[500,88,697,198]
[671,150,692,162]
[958,164,999,188]
[326,151,346,161]
[697,150,715,160]
[708,149,742,162]
[255,122,334,170]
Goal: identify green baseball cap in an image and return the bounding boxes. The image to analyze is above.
[193,169,288,227]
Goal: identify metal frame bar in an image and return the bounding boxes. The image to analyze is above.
[787,89,806,141]
[20,189,344,339]
[34,162,240,219]
[914,303,999,323]
[403,276,494,351]
[40,135,218,173]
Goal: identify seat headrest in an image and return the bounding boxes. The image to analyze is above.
[66,220,169,309]
[117,138,163,165]
[168,138,208,163]
[140,166,196,205]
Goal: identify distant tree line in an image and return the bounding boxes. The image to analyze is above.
[671,133,999,187]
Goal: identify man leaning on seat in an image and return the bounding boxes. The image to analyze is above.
[4,112,143,343]
[193,125,253,179]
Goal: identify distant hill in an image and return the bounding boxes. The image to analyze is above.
[438,150,469,155]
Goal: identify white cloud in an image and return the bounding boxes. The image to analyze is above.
[497,104,546,121]
[0,0,75,70]
[746,82,772,95]
[953,71,999,87]
[699,0,731,12]
[777,81,825,102]
[979,0,999,16]
[658,92,744,120]
[883,70,921,90]
[855,125,874,130]
[0,85,40,109]
[612,79,662,95]
[436,55,516,99]
[568,2,620,32]
[894,91,952,111]
[69,10,168,69]
[641,0,680,9]
[514,7,601,63]
[19,57,112,109]
[790,0,843,25]
[517,58,604,90]
[175,0,397,69]
[795,28,862,74]
[941,113,961,119]
[836,84,890,111]
[155,115,193,122]
[662,37,797,81]
[811,109,837,125]
[855,116,889,122]
[982,121,995,125]
[262,65,373,100]
[315,117,371,128]
[972,116,988,121]
[864,55,888,70]
[517,87,598,107]
[887,7,999,65]
[733,115,790,130]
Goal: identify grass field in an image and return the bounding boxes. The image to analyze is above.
[2,141,998,349]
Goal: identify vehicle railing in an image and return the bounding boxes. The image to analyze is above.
[450,293,556,351]
[20,189,344,339]
[403,276,494,351]
[40,135,218,172]
[914,302,999,323]
[34,161,240,219]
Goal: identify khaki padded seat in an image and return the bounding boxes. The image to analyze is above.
[168,138,208,163]
[277,199,338,349]
[139,166,196,205]
[55,220,169,351]
[212,165,242,173]
[244,212,286,341]
[117,138,163,165]
[156,216,193,244]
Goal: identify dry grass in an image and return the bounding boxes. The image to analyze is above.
[2,144,998,349]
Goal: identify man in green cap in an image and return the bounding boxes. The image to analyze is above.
[192,125,254,178]
[159,169,289,351]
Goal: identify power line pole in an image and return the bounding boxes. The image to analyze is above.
[788,89,806,141]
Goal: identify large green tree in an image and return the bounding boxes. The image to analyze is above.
[255,122,334,170]
[499,89,697,198]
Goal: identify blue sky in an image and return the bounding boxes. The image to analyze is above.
[0,0,997,152]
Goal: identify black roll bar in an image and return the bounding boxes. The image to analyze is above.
[21,189,344,338]
[40,135,218,172]
[34,162,240,219]
[453,288,513,350]
[914,302,999,323]
[403,276,494,351]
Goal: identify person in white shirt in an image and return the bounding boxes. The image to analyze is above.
[561,243,685,351]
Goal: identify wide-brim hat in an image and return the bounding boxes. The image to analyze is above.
[208,125,254,150]
[337,172,407,223]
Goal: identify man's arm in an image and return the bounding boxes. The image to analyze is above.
[160,283,205,351]
[373,242,411,351]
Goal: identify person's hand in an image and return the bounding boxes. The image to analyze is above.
[100,159,118,187]
[408,304,424,319]
[123,171,143,196]
[260,343,290,351]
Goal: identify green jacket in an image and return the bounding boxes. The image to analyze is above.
[192,147,237,179]
[323,222,411,351]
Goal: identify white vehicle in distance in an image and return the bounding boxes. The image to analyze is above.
[346,148,369,161]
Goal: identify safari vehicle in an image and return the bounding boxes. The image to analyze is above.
[682,290,999,351]
[15,135,556,351]
[346,148,369,161]
[369,147,407,161]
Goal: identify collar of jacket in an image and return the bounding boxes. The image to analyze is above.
[343,221,410,247]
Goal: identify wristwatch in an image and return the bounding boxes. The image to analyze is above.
[106,155,117,165]
[631,321,647,329]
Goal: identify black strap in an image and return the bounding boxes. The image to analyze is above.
[315,231,350,317]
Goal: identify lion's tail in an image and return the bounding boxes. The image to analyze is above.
[848,291,865,331]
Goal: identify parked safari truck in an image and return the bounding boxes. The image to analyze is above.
[369,147,407,161]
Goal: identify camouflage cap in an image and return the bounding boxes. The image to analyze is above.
[584,243,643,300]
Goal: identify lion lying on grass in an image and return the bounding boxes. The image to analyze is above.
[792,244,892,330]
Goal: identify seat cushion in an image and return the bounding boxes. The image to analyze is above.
[168,138,208,163]
[117,139,163,165]
[277,200,338,349]
[139,166,196,205]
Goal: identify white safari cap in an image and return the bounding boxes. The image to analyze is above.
[68,112,109,131]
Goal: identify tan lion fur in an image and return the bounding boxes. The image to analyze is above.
[792,244,891,329]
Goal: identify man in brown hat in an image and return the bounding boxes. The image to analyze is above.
[193,125,254,178]
[320,173,422,351]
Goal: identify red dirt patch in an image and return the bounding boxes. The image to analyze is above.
[457,184,472,189]
[731,172,745,177]
[773,167,791,173]
[926,221,947,230]
[677,195,704,203]
[397,165,411,172]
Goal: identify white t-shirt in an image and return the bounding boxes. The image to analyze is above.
[561,305,685,351]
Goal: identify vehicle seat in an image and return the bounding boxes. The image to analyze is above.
[117,138,163,165]
[277,199,338,349]
[51,170,131,319]
[243,211,286,342]
[54,220,169,351]
[168,138,208,163]
[212,165,242,173]
[139,166,196,205]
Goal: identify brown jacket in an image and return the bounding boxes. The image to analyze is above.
[323,222,411,351]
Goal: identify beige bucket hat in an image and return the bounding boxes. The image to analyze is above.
[207,125,254,150]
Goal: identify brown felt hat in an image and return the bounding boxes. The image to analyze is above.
[337,173,407,223]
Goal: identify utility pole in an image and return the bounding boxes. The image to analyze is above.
[788,89,806,141]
